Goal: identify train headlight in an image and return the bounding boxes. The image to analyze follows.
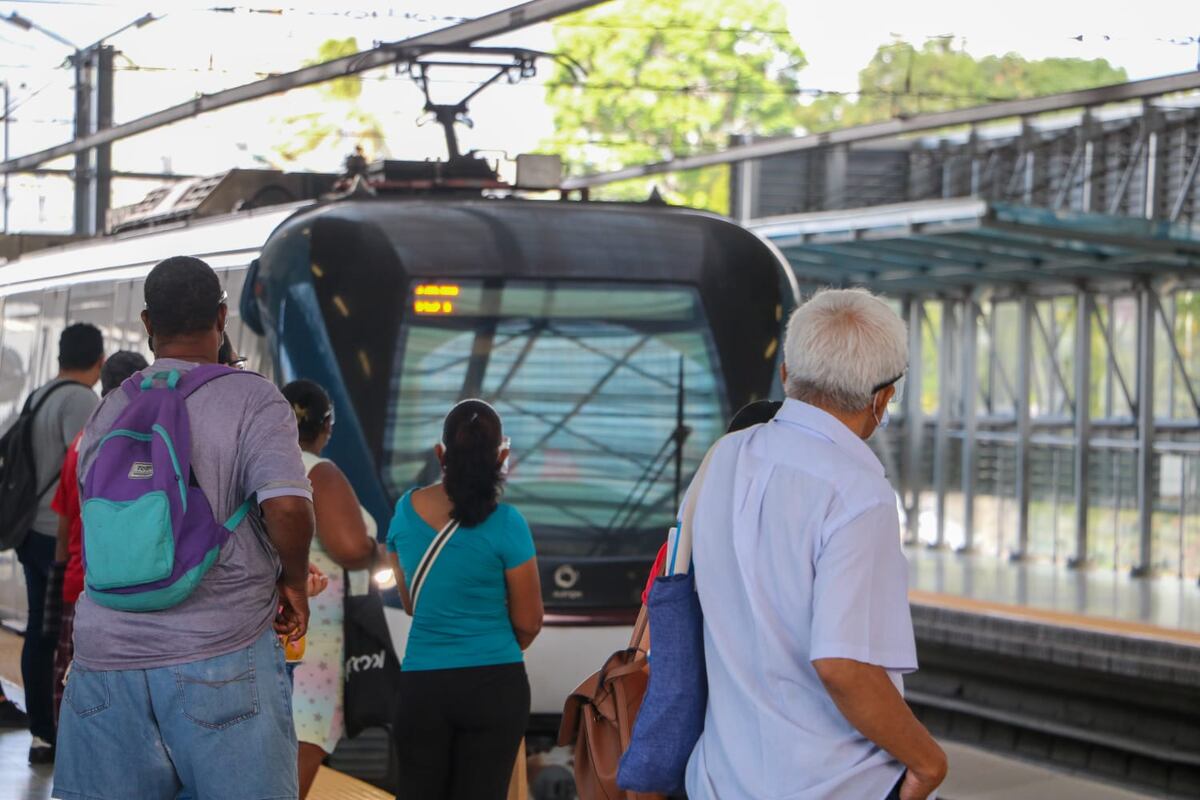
[373,568,397,589]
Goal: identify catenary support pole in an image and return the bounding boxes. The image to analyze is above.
[1134,284,1156,576]
[960,298,979,552]
[1071,290,1093,568]
[905,299,924,544]
[1013,294,1034,560]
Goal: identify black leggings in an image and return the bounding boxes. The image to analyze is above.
[393,662,530,800]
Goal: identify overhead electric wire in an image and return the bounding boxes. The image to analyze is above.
[0,78,62,118]
[66,61,1024,104]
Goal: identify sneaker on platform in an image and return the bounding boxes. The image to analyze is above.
[28,736,54,765]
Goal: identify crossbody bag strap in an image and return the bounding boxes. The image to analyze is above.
[409,518,460,612]
[665,439,721,578]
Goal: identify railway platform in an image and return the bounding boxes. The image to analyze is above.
[0,617,1182,798]
[904,547,1200,797]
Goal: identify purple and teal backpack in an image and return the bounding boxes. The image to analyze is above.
[82,365,253,611]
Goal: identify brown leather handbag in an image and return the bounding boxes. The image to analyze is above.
[558,608,666,800]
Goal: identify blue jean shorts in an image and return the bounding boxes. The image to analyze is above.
[53,627,298,800]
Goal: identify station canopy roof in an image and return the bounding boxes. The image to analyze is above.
[749,198,1200,294]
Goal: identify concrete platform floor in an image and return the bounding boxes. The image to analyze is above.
[0,726,1158,800]
[906,546,1200,635]
[0,725,390,799]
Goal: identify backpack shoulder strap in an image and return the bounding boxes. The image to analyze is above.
[25,380,89,499]
[26,379,84,419]
[409,518,461,612]
[178,364,257,398]
[124,365,258,400]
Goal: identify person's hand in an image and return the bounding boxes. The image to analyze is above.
[306,563,329,598]
[274,579,310,642]
[899,751,948,800]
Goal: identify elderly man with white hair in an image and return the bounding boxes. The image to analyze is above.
[684,289,947,800]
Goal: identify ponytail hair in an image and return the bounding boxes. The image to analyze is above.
[441,399,504,527]
[281,379,333,445]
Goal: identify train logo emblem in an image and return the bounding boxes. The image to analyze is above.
[554,564,580,591]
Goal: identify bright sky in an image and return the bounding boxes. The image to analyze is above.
[1,0,1196,231]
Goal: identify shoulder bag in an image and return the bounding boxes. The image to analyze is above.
[559,441,719,800]
[616,443,717,795]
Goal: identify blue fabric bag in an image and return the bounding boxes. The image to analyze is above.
[617,445,717,795]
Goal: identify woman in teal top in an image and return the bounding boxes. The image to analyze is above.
[386,399,544,800]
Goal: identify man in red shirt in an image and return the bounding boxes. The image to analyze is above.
[50,351,147,725]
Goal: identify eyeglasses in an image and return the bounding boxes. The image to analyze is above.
[871,373,906,406]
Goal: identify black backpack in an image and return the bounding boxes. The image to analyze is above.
[0,381,81,550]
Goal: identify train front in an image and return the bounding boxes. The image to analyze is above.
[246,197,790,718]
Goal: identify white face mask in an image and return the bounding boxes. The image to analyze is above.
[875,405,890,431]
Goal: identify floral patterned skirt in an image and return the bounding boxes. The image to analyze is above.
[291,547,345,754]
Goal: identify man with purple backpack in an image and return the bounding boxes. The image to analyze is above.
[53,256,316,800]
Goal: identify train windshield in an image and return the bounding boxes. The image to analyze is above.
[383,280,726,557]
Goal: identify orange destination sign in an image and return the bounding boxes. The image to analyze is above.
[413,283,461,315]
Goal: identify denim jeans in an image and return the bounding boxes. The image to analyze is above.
[17,531,57,743]
[53,627,298,800]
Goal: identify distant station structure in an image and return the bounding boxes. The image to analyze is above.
[698,76,1200,583]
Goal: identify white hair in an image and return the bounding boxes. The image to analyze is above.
[784,288,908,412]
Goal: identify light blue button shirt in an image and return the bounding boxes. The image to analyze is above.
[685,399,916,800]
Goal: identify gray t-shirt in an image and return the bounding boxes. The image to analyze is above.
[29,380,98,538]
[72,359,312,670]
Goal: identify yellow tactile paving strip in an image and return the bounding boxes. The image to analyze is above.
[910,589,1200,647]
[310,766,392,800]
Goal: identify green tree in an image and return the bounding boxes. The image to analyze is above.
[273,37,388,168]
[802,38,1127,132]
[544,0,806,211]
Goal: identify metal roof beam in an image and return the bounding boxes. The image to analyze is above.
[563,71,1200,189]
[805,243,929,271]
[985,218,1200,257]
[0,0,608,175]
[937,231,1115,263]
[864,236,992,267]
[778,248,875,283]
[864,252,1197,290]
[835,240,980,271]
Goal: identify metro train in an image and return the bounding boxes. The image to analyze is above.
[0,176,795,725]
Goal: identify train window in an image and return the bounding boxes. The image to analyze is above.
[0,292,44,431]
[384,280,726,558]
[113,281,141,352]
[67,281,117,350]
[221,268,248,362]
[33,290,66,392]
[113,280,152,357]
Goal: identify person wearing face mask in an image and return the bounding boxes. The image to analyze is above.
[681,289,946,800]
[386,399,543,800]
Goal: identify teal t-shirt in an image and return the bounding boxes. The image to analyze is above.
[386,490,536,671]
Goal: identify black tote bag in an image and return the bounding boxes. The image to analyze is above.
[342,572,403,738]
